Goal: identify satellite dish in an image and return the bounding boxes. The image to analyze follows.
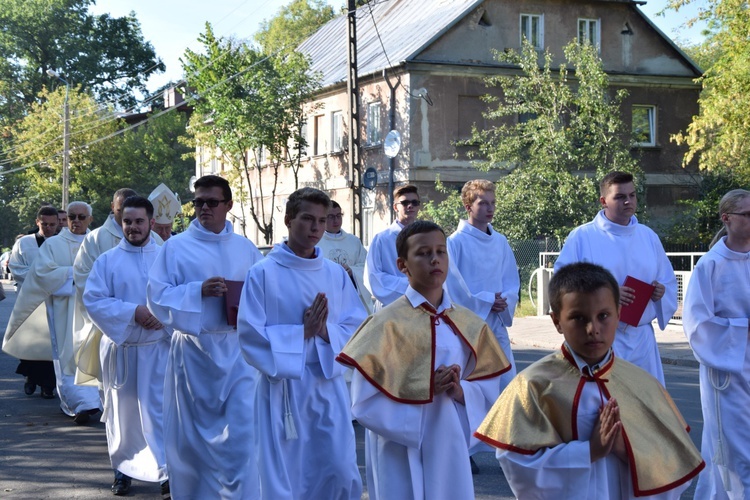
[363,167,378,190]
[188,175,197,193]
[383,130,401,158]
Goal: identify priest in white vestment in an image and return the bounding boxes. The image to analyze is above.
[683,189,750,499]
[8,205,60,398]
[148,183,181,242]
[4,202,101,423]
[147,175,263,500]
[447,180,520,392]
[84,196,170,497]
[238,188,365,500]
[554,172,677,385]
[73,188,163,386]
[364,184,421,311]
[318,200,372,313]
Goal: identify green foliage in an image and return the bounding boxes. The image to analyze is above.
[419,178,464,235]
[664,170,744,245]
[460,41,641,240]
[0,0,163,115]
[182,24,321,243]
[669,0,750,178]
[255,0,336,54]
[5,86,192,232]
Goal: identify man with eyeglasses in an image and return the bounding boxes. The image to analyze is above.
[365,184,421,311]
[317,200,372,314]
[148,175,263,499]
[554,171,677,385]
[72,189,164,391]
[4,202,102,424]
[7,206,59,398]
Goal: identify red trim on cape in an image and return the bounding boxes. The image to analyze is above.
[472,432,537,456]
[335,352,433,404]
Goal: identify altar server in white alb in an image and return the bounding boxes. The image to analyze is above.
[317,200,372,313]
[84,196,170,498]
[238,187,365,500]
[683,189,750,499]
[365,184,421,311]
[554,171,677,385]
[3,202,101,423]
[148,183,181,242]
[448,179,519,391]
[148,175,263,499]
[73,188,144,386]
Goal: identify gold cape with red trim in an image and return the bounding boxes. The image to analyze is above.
[475,347,704,496]
[336,295,510,404]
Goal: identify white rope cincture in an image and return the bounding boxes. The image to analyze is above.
[282,379,298,440]
[709,367,732,492]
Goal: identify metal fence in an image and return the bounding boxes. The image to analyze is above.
[511,242,706,323]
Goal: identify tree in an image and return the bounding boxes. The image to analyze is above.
[4,86,193,232]
[254,0,336,55]
[460,41,641,240]
[0,0,164,118]
[182,24,321,244]
[668,0,750,178]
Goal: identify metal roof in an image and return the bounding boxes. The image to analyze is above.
[297,0,483,88]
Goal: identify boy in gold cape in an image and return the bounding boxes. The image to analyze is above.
[475,263,704,499]
[337,221,510,500]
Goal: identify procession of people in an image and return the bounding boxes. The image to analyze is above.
[1,172,746,500]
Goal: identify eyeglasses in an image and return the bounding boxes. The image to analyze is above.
[327,213,344,220]
[398,200,421,208]
[67,214,89,221]
[726,212,750,218]
[192,198,227,208]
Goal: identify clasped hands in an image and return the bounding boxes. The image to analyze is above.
[434,364,465,405]
[590,398,627,463]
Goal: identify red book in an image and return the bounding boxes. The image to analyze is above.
[619,276,655,327]
[224,280,244,327]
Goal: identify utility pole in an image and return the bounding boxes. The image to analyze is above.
[47,69,70,209]
[347,0,363,239]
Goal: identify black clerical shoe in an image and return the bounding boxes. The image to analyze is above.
[111,476,131,496]
[23,377,36,395]
[470,456,480,475]
[160,479,170,499]
[40,386,54,399]
[73,411,90,425]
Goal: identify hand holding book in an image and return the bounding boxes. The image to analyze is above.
[619,276,655,327]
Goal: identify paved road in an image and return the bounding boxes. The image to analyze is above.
[0,282,703,499]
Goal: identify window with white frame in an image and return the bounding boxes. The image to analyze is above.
[299,120,308,157]
[313,114,325,155]
[367,102,382,144]
[520,14,543,49]
[332,111,345,152]
[578,18,600,48]
[632,105,656,147]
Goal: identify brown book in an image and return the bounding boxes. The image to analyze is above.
[225,280,245,327]
[620,276,656,327]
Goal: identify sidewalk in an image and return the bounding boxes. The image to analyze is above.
[509,316,699,368]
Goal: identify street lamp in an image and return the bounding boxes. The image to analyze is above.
[46,69,70,210]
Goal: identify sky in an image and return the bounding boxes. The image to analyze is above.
[89,0,708,95]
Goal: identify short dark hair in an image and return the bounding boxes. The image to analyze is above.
[394,184,419,200]
[37,206,59,219]
[599,171,634,196]
[396,220,446,260]
[194,175,232,201]
[114,188,138,202]
[57,209,66,215]
[123,196,154,219]
[549,262,620,315]
[330,200,342,211]
[286,187,331,219]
